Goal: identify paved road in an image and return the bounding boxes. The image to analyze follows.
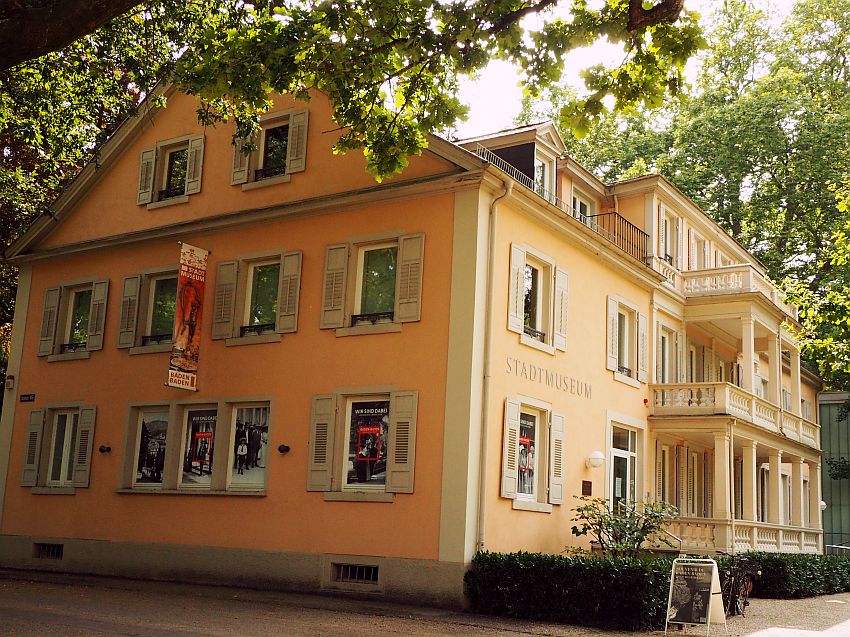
[1,571,850,636]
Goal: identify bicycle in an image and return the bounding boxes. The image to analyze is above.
[717,551,761,617]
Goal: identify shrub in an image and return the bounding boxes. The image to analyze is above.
[748,552,850,598]
[464,551,673,631]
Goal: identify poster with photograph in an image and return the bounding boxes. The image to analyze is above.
[667,561,713,625]
[182,409,217,486]
[168,243,208,391]
[135,411,168,485]
[346,400,389,487]
[518,412,536,495]
[231,405,269,487]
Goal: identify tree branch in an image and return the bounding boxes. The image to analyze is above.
[484,0,560,36]
[627,0,685,33]
[0,0,142,70]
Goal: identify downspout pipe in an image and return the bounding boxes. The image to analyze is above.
[477,177,513,552]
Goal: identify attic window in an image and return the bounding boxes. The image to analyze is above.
[136,135,205,207]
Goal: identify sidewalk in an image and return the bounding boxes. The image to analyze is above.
[1,568,849,636]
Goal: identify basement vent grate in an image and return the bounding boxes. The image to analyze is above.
[332,563,379,585]
[33,543,64,560]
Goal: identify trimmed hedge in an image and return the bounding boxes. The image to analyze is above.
[464,551,673,631]
[746,552,850,598]
[465,550,850,630]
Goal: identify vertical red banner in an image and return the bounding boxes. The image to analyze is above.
[167,243,208,391]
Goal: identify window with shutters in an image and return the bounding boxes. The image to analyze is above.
[320,233,424,335]
[21,405,96,492]
[211,250,302,344]
[38,279,109,361]
[117,268,177,353]
[136,134,204,208]
[231,108,308,189]
[571,188,595,220]
[508,244,567,355]
[606,296,647,387]
[658,207,680,267]
[307,390,418,500]
[500,396,565,513]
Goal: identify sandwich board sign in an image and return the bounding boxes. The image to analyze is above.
[665,558,726,635]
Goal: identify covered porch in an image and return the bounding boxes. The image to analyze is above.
[650,415,822,554]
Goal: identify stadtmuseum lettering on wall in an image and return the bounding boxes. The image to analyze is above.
[506,356,592,399]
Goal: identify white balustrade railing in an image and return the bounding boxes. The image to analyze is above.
[677,519,821,554]
[678,264,798,319]
[650,383,818,449]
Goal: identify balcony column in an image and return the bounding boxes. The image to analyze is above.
[767,450,783,524]
[741,316,756,392]
[713,432,731,520]
[790,347,802,416]
[713,431,732,551]
[741,440,758,522]
[767,332,780,405]
[790,456,805,527]
[807,462,823,531]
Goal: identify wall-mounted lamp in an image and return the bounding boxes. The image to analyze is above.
[98,445,112,454]
[819,500,828,512]
[4,375,14,391]
[277,444,291,454]
[586,450,605,469]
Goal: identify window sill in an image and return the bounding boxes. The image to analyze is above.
[116,488,266,496]
[324,491,395,503]
[146,195,189,210]
[129,343,172,355]
[31,486,76,495]
[47,351,90,362]
[511,499,552,513]
[335,323,402,337]
[224,333,282,347]
[241,173,291,191]
[613,372,641,389]
[520,333,556,355]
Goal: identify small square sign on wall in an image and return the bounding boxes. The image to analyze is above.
[19,394,35,403]
[581,480,592,496]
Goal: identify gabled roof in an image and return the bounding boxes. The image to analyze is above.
[457,120,567,157]
[3,84,486,262]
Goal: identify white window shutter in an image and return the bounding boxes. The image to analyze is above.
[658,207,665,254]
[553,268,569,352]
[117,275,141,348]
[548,412,565,504]
[307,394,336,491]
[21,409,44,486]
[184,135,205,195]
[637,312,648,383]
[703,240,710,268]
[676,218,684,269]
[655,322,663,382]
[38,287,60,356]
[386,391,418,493]
[276,250,302,334]
[320,244,348,329]
[688,229,697,270]
[507,244,525,334]
[704,453,713,516]
[72,407,96,487]
[137,148,156,205]
[606,296,619,372]
[655,442,664,502]
[501,398,521,499]
[395,233,424,323]
[286,108,309,174]
[677,446,688,511]
[86,279,109,351]
[677,331,687,382]
[231,136,252,185]
[212,261,238,340]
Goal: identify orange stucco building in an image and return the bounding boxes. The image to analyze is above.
[0,87,823,606]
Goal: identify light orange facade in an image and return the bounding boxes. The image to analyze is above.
[0,94,823,606]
